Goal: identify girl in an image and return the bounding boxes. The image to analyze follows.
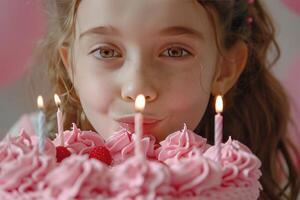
[10,0,300,199]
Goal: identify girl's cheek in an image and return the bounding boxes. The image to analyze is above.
[169,94,209,116]
[74,74,117,113]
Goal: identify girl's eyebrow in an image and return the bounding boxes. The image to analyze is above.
[79,25,204,41]
[158,26,204,41]
[79,25,119,39]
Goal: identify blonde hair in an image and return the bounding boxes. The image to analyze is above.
[33,0,91,139]
[32,1,299,199]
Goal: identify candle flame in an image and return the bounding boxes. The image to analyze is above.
[37,95,44,109]
[215,95,223,113]
[135,94,146,112]
[54,94,61,107]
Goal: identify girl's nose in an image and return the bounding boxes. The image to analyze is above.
[121,80,158,102]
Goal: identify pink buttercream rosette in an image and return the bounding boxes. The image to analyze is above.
[106,128,157,165]
[41,154,110,200]
[156,124,210,162]
[165,149,222,197]
[53,123,105,154]
[110,156,174,199]
[0,130,56,197]
[204,137,262,199]
[0,129,56,158]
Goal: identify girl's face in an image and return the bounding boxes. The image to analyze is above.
[69,0,219,140]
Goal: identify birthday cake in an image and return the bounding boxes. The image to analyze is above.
[0,123,262,200]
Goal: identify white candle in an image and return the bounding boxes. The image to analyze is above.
[54,94,64,146]
[37,95,46,153]
[215,95,223,163]
[134,94,146,158]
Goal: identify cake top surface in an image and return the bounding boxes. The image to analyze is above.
[0,124,262,200]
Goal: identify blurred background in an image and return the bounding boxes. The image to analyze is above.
[0,0,300,139]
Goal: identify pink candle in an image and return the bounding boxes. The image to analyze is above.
[215,95,223,163]
[54,94,64,146]
[134,94,146,158]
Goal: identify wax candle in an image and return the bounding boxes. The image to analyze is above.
[54,94,64,146]
[215,95,223,163]
[37,95,46,153]
[134,94,146,158]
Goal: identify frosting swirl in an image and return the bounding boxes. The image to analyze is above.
[0,130,55,160]
[204,137,262,188]
[111,156,174,199]
[165,149,222,196]
[0,146,55,193]
[42,155,109,200]
[53,123,105,155]
[156,124,209,161]
[106,129,156,164]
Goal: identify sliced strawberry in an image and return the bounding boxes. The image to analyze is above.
[88,146,112,165]
[56,146,71,162]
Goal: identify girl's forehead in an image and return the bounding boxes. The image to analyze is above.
[76,0,213,40]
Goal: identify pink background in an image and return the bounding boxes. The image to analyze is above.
[0,0,44,87]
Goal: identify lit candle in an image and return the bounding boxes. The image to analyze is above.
[215,95,223,163]
[54,94,64,146]
[37,95,46,153]
[134,94,146,158]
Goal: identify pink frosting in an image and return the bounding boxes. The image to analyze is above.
[0,130,56,198]
[42,154,109,200]
[0,132,32,165]
[156,124,210,161]
[53,123,105,154]
[0,191,44,200]
[0,130,56,160]
[204,137,262,189]
[0,124,262,200]
[199,184,261,200]
[30,135,56,158]
[110,156,174,199]
[106,129,156,165]
[165,149,222,196]
[0,146,55,193]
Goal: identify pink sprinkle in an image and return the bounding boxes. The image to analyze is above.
[248,0,255,4]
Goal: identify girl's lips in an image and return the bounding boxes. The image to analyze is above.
[115,116,162,124]
[114,115,163,133]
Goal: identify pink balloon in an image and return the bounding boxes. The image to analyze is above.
[0,0,44,87]
[281,0,300,15]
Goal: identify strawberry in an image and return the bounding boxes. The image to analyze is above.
[56,146,71,162]
[88,146,112,165]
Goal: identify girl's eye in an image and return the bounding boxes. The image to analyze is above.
[91,47,121,60]
[160,47,191,58]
